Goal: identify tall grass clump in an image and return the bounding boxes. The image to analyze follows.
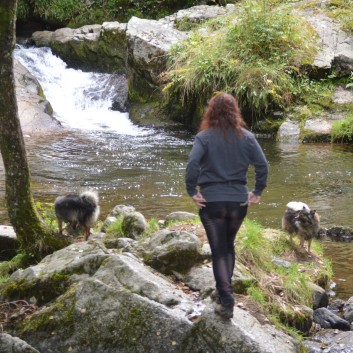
[165,0,317,115]
[236,219,330,326]
[331,114,353,143]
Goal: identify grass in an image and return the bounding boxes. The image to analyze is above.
[235,219,331,330]
[331,114,353,143]
[164,0,318,118]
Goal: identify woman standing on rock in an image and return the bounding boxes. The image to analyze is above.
[185,92,268,319]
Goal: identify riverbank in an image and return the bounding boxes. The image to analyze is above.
[2,207,351,353]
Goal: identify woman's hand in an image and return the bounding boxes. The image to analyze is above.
[248,191,261,206]
[192,192,206,209]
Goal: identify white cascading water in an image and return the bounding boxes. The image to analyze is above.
[14,45,146,135]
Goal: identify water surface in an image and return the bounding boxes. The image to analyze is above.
[1,45,353,299]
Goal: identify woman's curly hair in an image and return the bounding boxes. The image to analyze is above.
[199,93,247,137]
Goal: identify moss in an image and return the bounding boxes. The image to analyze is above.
[2,273,71,305]
[20,286,76,337]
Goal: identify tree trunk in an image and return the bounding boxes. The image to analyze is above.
[0,0,69,259]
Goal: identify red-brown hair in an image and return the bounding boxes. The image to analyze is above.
[199,93,247,137]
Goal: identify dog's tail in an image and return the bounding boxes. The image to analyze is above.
[80,189,99,205]
[286,201,310,212]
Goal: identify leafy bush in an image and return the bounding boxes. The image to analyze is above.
[164,0,317,115]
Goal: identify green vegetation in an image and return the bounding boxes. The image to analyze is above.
[328,0,353,33]
[164,0,317,118]
[236,219,331,332]
[17,0,199,28]
[331,114,353,142]
[35,201,57,231]
[0,253,34,279]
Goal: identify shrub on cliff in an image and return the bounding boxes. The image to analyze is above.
[164,0,317,119]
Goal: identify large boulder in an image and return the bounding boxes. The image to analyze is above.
[138,229,204,274]
[31,23,127,73]
[304,12,353,77]
[14,60,62,137]
[1,242,301,353]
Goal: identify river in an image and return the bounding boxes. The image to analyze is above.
[1,46,353,299]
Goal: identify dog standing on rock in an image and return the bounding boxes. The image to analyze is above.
[54,190,100,240]
[282,201,320,253]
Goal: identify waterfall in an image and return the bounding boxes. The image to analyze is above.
[14,45,147,135]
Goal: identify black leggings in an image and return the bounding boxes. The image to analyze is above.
[199,202,247,307]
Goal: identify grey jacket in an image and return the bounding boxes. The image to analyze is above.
[185,127,268,203]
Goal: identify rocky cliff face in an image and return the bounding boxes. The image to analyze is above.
[27,3,353,136]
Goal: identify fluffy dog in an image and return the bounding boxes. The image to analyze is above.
[282,201,320,252]
[54,190,100,240]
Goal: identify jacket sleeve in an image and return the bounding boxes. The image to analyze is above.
[185,136,205,197]
[249,137,269,196]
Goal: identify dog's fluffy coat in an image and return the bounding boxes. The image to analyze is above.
[282,201,320,252]
[54,190,100,240]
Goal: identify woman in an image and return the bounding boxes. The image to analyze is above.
[185,93,268,319]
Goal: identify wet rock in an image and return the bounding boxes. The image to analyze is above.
[326,226,353,242]
[14,60,62,136]
[309,282,329,310]
[32,23,127,73]
[277,120,300,142]
[313,307,351,330]
[344,297,353,323]
[306,330,353,353]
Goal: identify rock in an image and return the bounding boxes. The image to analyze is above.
[308,282,329,310]
[1,241,110,304]
[32,23,127,73]
[333,86,353,105]
[304,13,353,77]
[165,211,199,225]
[306,330,353,353]
[126,16,187,99]
[0,225,19,261]
[326,226,353,242]
[277,120,300,142]
[138,229,203,274]
[109,204,135,218]
[1,230,302,353]
[121,211,148,239]
[344,297,353,323]
[14,60,62,136]
[0,333,40,353]
[183,306,300,353]
[304,118,332,135]
[160,4,236,29]
[313,307,351,330]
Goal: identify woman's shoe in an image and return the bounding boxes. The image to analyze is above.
[214,303,234,319]
[210,289,221,304]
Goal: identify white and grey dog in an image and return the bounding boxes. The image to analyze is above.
[282,201,320,252]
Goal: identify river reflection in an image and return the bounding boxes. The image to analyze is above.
[0,131,353,298]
